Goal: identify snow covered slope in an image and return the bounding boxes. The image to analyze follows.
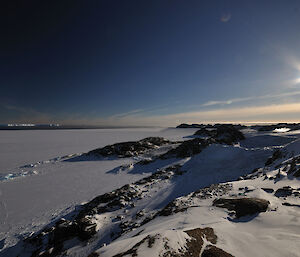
[1,127,300,257]
[0,128,197,251]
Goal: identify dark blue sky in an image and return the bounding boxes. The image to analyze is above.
[2,0,300,126]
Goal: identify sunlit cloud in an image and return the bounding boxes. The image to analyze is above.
[284,55,300,72]
[200,90,300,108]
[278,50,300,86]
[201,100,232,107]
[201,97,251,107]
[118,102,300,126]
[291,77,300,86]
[110,109,145,118]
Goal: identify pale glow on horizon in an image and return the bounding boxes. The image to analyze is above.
[3,102,300,127]
[292,77,300,85]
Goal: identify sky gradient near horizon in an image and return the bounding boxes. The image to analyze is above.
[2,0,300,126]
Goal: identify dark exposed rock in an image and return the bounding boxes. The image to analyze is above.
[177,123,246,130]
[194,128,214,137]
[282,202,300,207]
[287,158,297,174]
[192,184,233,199]
[261,188,274,193]
[194,125,245,145]
[244,186,255,193]
[250,123,300,132]
[88,137,170,158]
[23,173,231,257]
[152,126,244,160]
[159,184,232,217]
[27,216,98,257]
[176,123,205,128]
[293,168,300,177]
[179,227,217,257]
[265,149,283,166]
[77,217,97,240]
[214,125,245,144]
[159,201,188,216]
[51,219,78,244]
[213,198,269,218]
[112,234,159,257]
[171,227,233,257]
[162,138,212,158]
[201,245,234,257]
[186,227,217,244]
[116,227,234,257]
[274,186,293,197]
[87,252,100,257]
[277,156,300,177]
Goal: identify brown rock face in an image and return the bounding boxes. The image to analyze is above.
[202,245,234,257]
[175,227,233,257]
[181,227,217,257]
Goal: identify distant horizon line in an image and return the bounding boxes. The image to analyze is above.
[0,121,300,130]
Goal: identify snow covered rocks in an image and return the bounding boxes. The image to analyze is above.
[213,198,269,218]
[87,137,171,158]
[181,228,218,257]
[106,227,233,257]
[161,138,212,158]
[194,124,245,145]
[201,246,234,257]
[274,186,296,198]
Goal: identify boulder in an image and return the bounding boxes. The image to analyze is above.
[261,188,274,193]
[77,217,97,240]
[274,186,293,197]
[213,198,269,218]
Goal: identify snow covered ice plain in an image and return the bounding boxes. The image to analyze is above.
[0,128,196,251]
[0,126,300,256]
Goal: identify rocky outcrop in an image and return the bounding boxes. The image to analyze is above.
[162,138,212,158]
[177,123,205,128]
[274,186,300,198]
[265,149,283,166]
[23,164,187,257]
[213,198,269,218]
[87,137,170,158]
[250,123,300,132]
[177,123,246,130]
[194,125,245,145]
[25,216,97,257]
[202,245,234,257]
[112,234,159,257]
[180,228,217,257]
[111,227,233,257]
[159,184,232,217]
[275,156,300,178]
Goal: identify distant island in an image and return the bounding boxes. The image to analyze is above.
[176,122,300,131]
